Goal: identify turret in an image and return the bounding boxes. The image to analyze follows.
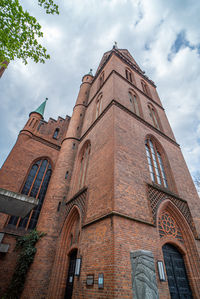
[23,98,47,133]
[65,70,93,139]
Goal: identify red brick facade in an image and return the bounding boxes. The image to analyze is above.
[0,47,200,298]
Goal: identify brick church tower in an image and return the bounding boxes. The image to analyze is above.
[0,45,200,298]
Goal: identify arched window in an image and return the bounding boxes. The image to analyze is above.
[53,128,59,139]
[129,91,140,116]
[141,80,150,96]
[125,68,133,83]
[96,94,103,119]
[8,159,52,230]
[145,139,168,188]
[148,104,160,130]
[99,72,104,88]
[78,143,91,190]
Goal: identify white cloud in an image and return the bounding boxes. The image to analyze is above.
[1,0,200,183]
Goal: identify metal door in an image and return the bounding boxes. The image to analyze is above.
[162,244,193,299]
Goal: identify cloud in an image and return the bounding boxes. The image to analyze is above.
[1,0,200,184]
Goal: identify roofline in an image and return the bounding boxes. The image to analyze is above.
[94,49,156,88]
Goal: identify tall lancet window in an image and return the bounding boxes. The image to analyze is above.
[141,80,150,96]
[148,104,161,130]
[78,143,91,190]
[8,159,52,230]
[53,128,59,139]
[129,92,140,116]
[145,139,168,188]
[96,94,103,119]
[125,68,133,83]
[99,72,104,88]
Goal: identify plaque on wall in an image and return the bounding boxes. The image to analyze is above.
[86,274,94,286]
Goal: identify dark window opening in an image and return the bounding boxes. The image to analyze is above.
[53,128,59,139]
[57,201,61,212]
[65,171,69,179]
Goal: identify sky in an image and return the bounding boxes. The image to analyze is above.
[1,0,200,184]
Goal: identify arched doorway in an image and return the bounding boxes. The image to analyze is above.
[162,244,193,298]
[65,249,78,299]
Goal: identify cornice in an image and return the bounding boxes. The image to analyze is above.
[19,130,61,151]
[80,99,179,147]
[87,69,164,111]
[93,49,156,87]
[61,136,80,145]
[82,210,155,228]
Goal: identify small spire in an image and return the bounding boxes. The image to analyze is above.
[113,41,118,49]
[33,98,48,117]
[89,69,93,76]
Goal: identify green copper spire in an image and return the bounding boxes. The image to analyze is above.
[33,98,48,117]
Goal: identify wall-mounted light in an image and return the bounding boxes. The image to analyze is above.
[98,273,104,289]
[157,261,166,281]
[75,257,82,276]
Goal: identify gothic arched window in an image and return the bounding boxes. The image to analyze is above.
[96,94,103,119]
[125,68,133,83]
[8,159,52,230]
[78,143,91,190]
[53,128,59,139]
[145,139,168,188]
[148,104,161,130]
[99,72,104,88]
[141,80,151,97]
[129,91,140,116]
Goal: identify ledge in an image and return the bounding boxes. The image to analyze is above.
[0,188,38,218]
[82,210,155,228]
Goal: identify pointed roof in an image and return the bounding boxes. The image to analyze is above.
[95,46,155,86]
[33,98,48,117]
[96,47,141,75]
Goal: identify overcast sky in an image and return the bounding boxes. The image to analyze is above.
[1,0,200,183]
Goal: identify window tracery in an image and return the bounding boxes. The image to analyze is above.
[7,158,52,230]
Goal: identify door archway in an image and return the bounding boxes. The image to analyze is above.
[162,244,193,298]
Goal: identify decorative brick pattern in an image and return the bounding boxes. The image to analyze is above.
[65,188,87,223]
[148,185,197,238]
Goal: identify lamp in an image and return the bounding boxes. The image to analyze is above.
[75,257,82,276]
[157,261,166,281]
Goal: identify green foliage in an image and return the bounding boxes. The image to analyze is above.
[3,229,45,299]
[0,0,59,66]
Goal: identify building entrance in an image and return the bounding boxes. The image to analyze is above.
[162,244,193,299]
[65,250,77,299]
